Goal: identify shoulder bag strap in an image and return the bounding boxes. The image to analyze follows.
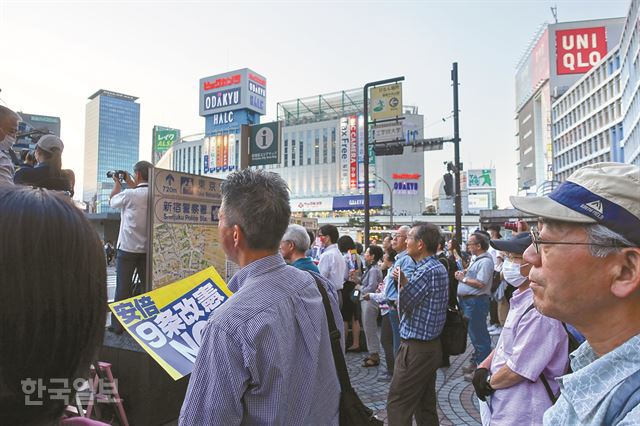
[307,272,353,392]
[518,303,558,403]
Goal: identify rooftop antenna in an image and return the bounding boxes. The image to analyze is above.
[550,5,558,23]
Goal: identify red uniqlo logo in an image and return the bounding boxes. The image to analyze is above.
[556,27,607,75]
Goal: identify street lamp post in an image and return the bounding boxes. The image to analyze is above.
[373,172,393,228]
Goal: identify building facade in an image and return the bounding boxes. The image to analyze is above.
[515,18,625,192]
[14,112,61,153]
[619,0,640,165]
[551,49,623,182]
[551,0,640,177]
[157,88,427,223]
[83,90,141,213]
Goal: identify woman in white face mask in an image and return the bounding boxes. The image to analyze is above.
[471,232,570,426]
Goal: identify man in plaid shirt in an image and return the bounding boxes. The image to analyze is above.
[386,222,449,425]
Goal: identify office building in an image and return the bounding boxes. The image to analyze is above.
[551,0,640,177]
[515,17,625,193]
[83,89,140,213]
[619,0,640,165]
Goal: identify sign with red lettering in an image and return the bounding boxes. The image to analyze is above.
[556,27,607,75]
[349,116,357,189]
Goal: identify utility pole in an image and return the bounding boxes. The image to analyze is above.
[452,63,463,245]
[364,76,404,247]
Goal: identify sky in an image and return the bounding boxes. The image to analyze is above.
[0,0,631,207]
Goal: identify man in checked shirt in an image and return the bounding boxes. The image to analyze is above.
[386,222,449,426]
[180,169,343,425]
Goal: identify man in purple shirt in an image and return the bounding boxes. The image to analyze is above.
[472,233,568,425]
[180,169,342,425]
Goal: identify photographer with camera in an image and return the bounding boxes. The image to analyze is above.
[108,160,152,334]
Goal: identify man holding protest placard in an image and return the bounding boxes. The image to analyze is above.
[180,169,343,425]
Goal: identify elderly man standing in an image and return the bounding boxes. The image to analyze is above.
[455,232,494,379]
[510,162,640,425]
[472,233,568,425]
[387,222,449,425]
[180,169,342,425]
[280,224,319,273]
[0,106,20,185]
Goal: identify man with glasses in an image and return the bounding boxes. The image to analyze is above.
[0,106,20,185]
[386,222,449,425]
[455,232,494,380]
[511,162,640,425]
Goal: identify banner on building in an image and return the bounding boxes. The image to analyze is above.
[153,127,180,164]
[249,121,280,166]
[370,83,403,121]
[340,118,349,191]
[333,194,383,210]
[393,181,419,195]
[467,169,496,189]
[556,27,607,75]
[199,68,267,117]
[109,267,232,380]
[349,116,357,189]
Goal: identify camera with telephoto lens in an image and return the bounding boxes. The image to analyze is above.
[504,221,519,231]
[106,170,127,180]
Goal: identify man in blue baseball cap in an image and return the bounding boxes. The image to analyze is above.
[510,162,640,425]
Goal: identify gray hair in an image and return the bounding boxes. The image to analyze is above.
[397,225,411,236]
[0,106,20,124]
[221,169,291,251]
[586,224,635,257]
[282,224,311,253]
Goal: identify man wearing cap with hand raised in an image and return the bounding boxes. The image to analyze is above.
[510,162,640,425]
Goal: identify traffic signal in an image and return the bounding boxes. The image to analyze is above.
[443,173,454,196]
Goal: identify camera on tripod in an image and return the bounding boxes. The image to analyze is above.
[106,170,128,181]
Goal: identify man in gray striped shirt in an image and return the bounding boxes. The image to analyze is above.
[180,169,343,425]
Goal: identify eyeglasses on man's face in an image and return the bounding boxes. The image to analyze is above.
[529,227,626,254]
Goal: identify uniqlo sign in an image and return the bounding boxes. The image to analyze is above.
[556,27,607,75]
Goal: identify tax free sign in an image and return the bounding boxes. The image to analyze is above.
[199,68,267,117]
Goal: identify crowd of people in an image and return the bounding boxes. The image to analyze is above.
[0,121,638,426]
[1,105,75,194]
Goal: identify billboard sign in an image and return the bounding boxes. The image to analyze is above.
[154,128,179,154]
[393,181,419,195]
[372,123,403,142]
[349,116,357,189]
[333,194,383,210]
[340,118,349,191]
[250,121,280,166]
[370,83,403,121]
[467,169,496,189]
[468,193,490,210]
[199,68,267,116]
[291,197,333,213]
[556,27,607,75]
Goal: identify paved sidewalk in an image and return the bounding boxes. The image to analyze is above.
[347,341,482,425]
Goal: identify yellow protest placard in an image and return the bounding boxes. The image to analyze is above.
[109,267,232,380]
